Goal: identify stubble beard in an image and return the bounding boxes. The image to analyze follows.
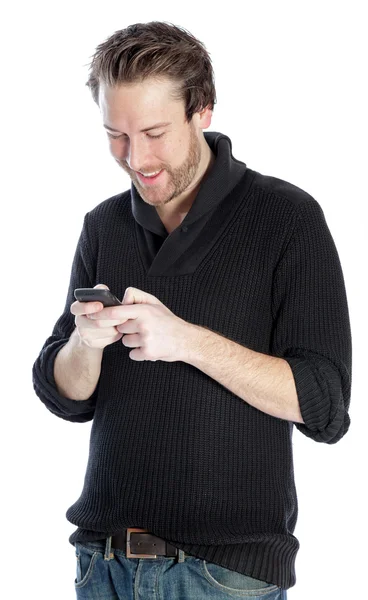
[130,125,202,207]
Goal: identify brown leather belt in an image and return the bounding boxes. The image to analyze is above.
[111,528,179,559]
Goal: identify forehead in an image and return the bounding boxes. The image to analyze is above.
[98,77,184,123]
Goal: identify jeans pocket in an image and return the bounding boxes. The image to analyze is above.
[74,543,100,588]
[202,560,280,597]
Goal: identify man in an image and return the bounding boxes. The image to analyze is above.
[32,21,352,599]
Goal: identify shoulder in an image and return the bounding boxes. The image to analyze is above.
[251,169,317,209]
[248,168,326,234]
[244,169,330,260]
[82,189,132,236]
[87,189,131,221]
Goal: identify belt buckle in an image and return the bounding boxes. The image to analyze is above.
[126,527,157,559]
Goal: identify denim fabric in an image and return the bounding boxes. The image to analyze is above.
[74,537,287,599]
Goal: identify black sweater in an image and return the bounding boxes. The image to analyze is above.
[32,131,352,589]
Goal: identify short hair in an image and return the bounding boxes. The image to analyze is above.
[85,21,217,123]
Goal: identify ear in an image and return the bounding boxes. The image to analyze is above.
[198,105,213,129]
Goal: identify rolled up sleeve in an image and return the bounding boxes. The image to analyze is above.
[32,212,99,423]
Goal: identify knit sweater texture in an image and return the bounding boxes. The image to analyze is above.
[32,131,352,589]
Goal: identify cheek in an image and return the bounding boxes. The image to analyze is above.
[109,139,125,155]
[107,140,120,160]
[162,138,185,166]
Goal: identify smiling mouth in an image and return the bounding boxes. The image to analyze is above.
[136,170,164,185]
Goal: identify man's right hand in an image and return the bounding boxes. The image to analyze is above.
[70,284,125,350]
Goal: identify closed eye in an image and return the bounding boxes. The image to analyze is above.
[107,132,165,140]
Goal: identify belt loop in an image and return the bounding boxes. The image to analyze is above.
[178,549,185,563]
[104,535,114,561]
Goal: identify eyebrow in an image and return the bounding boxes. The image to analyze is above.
[103,121,172,133]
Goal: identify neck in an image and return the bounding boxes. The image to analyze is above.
[156,143,216,225]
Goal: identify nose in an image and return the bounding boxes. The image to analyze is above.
[125,138,150,173]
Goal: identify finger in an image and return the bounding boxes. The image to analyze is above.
[79,315,124,328]
[123,286,162,305]
[121,333,141,348]
[79,325,122,343]
[128,348,145,361]
[84,315,125,329]
[71,300,104,315]
[116,320,138,334]
[75,314,105,328]
[89,305,139,320]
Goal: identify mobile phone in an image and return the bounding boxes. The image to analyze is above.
[74,288,122,307]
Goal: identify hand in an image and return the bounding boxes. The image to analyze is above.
[70,284,126,350]
[87,287,191,362]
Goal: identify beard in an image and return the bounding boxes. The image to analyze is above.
[120,124,202,207]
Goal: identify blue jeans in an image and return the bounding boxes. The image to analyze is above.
[74,536,287,599]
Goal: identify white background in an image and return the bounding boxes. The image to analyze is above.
[1,1,366,598]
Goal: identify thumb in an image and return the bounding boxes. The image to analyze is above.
[94,283,110,290]
[122,286,162,305]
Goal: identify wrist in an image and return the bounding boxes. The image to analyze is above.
[72,328,104,356]
[177,320,202,364]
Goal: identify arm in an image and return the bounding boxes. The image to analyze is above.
[269,198,352,443]
[54,328,103,400]
[182,325,304,423]
[32,212,100,422]
[180,198,351,443]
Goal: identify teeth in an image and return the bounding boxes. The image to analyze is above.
[140,170,161,177]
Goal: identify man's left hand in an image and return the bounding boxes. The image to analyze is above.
[87,286,193,362]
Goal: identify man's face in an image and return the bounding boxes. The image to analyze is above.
[98,77,206,207]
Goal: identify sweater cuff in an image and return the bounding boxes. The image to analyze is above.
[284,353,350,444]
[32,339,98,422]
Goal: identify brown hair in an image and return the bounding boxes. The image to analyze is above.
[84,21,217,123]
